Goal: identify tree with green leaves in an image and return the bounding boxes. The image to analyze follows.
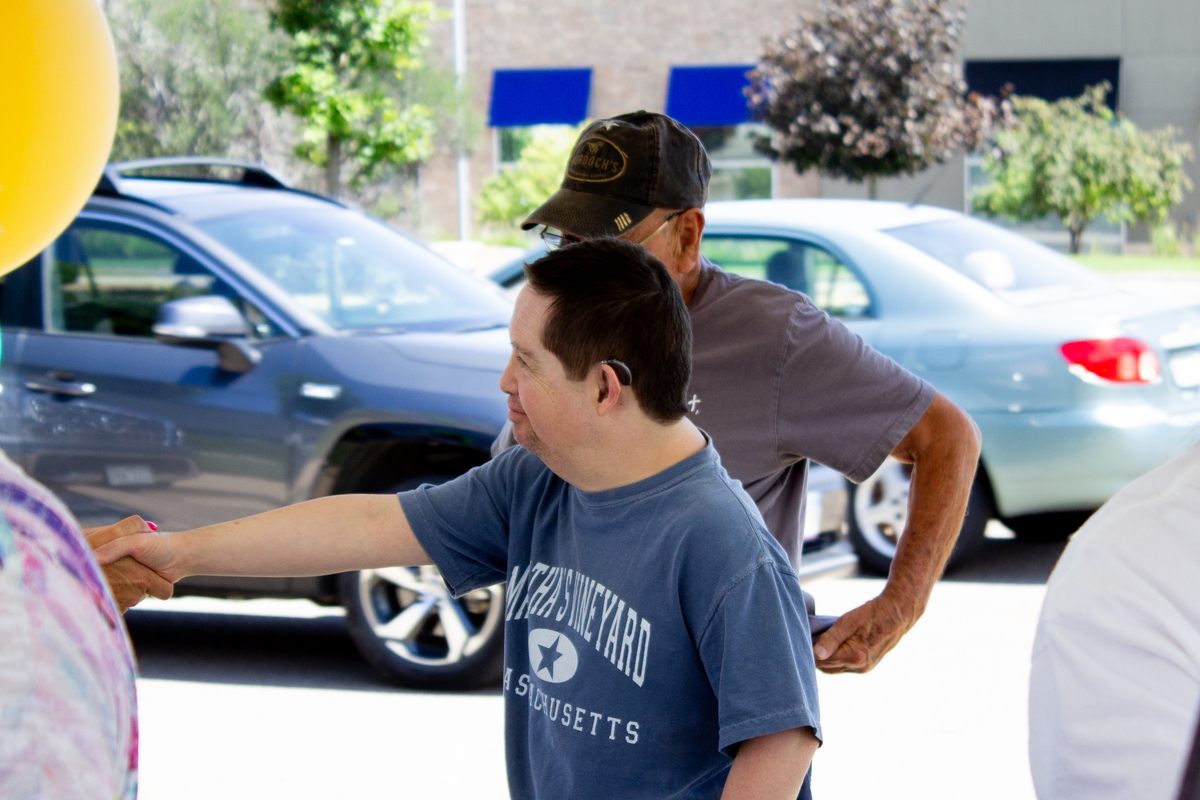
[476,125,582,232]
[747,0,1002,198]
[106,0,279,161]
[974,84,1194,253]
[265,0,436,196]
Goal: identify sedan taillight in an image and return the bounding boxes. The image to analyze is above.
[1060,338,1160,384]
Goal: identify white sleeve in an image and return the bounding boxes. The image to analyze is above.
[1029,448,1200,800]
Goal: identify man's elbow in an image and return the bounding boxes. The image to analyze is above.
[903,393,981,464]
[951,400,982,464]
[723,727,820,799]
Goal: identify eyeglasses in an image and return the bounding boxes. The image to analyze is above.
[600,359,632,385]
[541,210,684,251]
[637,210,683,247]
[540,228,582,250]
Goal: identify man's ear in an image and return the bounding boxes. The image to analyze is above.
[596,363,623,414]
[674,208,705,264]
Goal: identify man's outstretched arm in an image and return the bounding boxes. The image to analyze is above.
[92,494,430,585]
[815,392,981,673]
[721,728,819,800]
[86,516,175,612]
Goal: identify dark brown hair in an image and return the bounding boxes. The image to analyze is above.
[524,238,691,423]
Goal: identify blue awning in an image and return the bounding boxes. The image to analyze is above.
[666,65,755,127]
[488,68,592,127]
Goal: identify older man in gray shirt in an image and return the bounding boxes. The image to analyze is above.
[498,111,982,676]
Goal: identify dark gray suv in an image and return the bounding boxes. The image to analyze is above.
[0,158,512,689]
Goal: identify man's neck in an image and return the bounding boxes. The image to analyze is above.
[677,255,704,305]
[551,418,708,493]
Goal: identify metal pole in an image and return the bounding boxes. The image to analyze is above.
[453,0,470,241]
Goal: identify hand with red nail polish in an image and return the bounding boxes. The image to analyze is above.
[83,516,173,612]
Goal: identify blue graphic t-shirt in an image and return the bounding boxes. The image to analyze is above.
[401,442,821,799]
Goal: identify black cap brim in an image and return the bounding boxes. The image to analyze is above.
[521,187,656,239]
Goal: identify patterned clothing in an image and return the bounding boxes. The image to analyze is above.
[0,449,138,799]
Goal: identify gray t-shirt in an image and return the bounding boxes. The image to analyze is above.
[402,442,821,800]
[686,258,934,563]
[495,258,934,565]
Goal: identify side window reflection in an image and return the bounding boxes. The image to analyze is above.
[48,222,280,339]
[700,235,873,319]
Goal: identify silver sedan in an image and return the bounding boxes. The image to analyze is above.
[702,200,1200,572]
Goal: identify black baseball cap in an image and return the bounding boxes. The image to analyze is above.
[521,111,712,238]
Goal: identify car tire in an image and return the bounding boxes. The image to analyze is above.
[847,458,991,576]
[339,475,506,690]
[1001,510,1093,543]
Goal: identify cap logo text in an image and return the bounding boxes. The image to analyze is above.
[567,136,627,183]
[614,213,632,231]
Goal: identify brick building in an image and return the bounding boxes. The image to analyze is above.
[416,0,1200,244]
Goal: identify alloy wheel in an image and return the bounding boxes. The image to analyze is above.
[851,457,913,559]
[356,565,504,667]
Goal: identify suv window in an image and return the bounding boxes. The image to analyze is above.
[0,256,44,329]
[197,206,512,332]
[48,221,279,339]
[700,236,872,318]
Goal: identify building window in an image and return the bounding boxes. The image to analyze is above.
[965,58,1121,109]
[691,124,775,201]
[492,124,579,176]
[488,68,592,174]
[497,127,534,166]
[666,66,776,201]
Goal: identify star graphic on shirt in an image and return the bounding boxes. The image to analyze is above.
[536,636,566,679]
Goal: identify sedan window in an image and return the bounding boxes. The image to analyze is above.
[884,217,1112,305]
[700,236,872,318]
[47,221,278,339]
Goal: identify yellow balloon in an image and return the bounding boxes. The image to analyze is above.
[0,0,119,275]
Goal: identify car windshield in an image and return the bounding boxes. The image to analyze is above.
[884,217,1113,306]
[197,206,511,331]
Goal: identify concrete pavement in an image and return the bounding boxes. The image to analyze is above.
[137,680,506,799]
[809,577,1043,799]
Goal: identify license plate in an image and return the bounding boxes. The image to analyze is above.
[1169,348,1200,389]
[106,465,154,487]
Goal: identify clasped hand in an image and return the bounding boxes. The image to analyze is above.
[85,516,174,613]
[84,512,922,669]
[810,594,916,674]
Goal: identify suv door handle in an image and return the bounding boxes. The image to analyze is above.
[25,378,97,397]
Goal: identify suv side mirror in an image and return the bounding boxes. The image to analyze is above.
[153,295,261,373]
[154,295,249,338]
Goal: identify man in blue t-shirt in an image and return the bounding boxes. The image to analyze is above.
[96,238,822,799]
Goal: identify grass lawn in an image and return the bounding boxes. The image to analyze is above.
[1072,254,1200,273]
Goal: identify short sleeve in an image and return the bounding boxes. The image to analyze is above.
[697,561,822,754]
[399,451,515,597]
[776,302,933,482]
